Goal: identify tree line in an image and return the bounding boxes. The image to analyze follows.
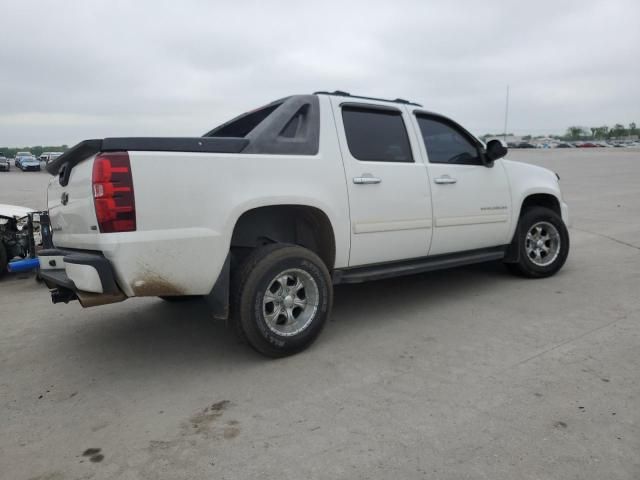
[0,145,69,158]
[481,121,638,142]
[565,123,637,141]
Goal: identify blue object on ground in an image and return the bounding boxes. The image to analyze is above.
[8,258,40,273]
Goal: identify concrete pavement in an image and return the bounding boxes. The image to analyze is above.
[1,148,638,479]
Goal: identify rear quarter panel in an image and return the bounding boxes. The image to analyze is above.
[111,97,349,296]
[123,153,348,296]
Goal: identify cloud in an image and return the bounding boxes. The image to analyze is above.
[0,0,638,145]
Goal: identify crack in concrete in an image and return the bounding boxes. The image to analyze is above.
[499,315,627,374]
[571,226,640,251]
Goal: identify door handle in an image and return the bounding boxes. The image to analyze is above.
[353,176,382,185]
[434,175,457,185]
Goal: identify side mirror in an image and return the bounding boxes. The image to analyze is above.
[484,139,508,165]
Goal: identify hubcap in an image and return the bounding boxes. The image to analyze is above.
[525,221,561,267]
[262,268,319,337]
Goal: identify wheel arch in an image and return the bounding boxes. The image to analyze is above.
[229,203,337,270]
[518,193,561,218]
[505,192,563,263]
[207,201,339,322]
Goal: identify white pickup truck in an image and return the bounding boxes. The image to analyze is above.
[39,91,570,357]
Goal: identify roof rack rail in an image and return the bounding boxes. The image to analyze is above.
[313,90,422,107]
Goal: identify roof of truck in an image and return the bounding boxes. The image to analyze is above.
[314,90,422,107]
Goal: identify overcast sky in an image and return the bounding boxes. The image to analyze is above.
[1,0,638,146]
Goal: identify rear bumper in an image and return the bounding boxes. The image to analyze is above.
[38,249,126,307]
[39,248,120,294]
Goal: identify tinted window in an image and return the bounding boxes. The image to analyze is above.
[342,107,413,162]
[417,116,481,165]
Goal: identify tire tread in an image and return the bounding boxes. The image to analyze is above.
[231,243,332,357]
[506,206,569,278]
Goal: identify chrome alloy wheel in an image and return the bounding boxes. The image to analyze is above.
[262,268,320,336]
[525,221,561,267]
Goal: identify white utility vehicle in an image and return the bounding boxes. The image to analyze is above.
[39,91,570,356]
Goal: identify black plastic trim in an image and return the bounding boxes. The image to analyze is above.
[40,269,77,291]
[340,102,404,113]
[203,98,287,138]
[242,95,320,155]
[101,137,248,154]
[38,248,70,256]
[204,253,230,321]
[315,90,422,107]
[332,246,507,284]
[46,137,249,176]
[39,249,120,294]
[46,139,101,175]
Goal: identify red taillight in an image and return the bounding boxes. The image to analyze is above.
[92,152,136,233]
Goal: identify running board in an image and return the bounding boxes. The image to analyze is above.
[332,246,507,284]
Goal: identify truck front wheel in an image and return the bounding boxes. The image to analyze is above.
[232,244,333,357]
[506,206,569,278]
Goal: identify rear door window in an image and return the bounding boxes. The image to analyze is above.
[342,107,413,162]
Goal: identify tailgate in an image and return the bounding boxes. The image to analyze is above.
[47,154,98,246]
[45,135,249,247]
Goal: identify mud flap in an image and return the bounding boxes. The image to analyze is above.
[205,254,230,321]
[503,224,521,263]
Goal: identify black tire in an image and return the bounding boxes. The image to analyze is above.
[506,206,569,278]
[0,242,8,278]
[232,243,333,357]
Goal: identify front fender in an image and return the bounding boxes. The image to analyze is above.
[502,159,566,238]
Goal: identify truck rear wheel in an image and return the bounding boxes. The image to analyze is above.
[506,206,569,278]
[232,243,332,357]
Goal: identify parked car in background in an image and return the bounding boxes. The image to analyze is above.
[0,157,10,171]
[46,153,62,164]
[555,143,572,148]
[40,152,63,163]
[516,142,536,148]
[577,142,598,148]
[18,156,41,171]
[15,152,31,167]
